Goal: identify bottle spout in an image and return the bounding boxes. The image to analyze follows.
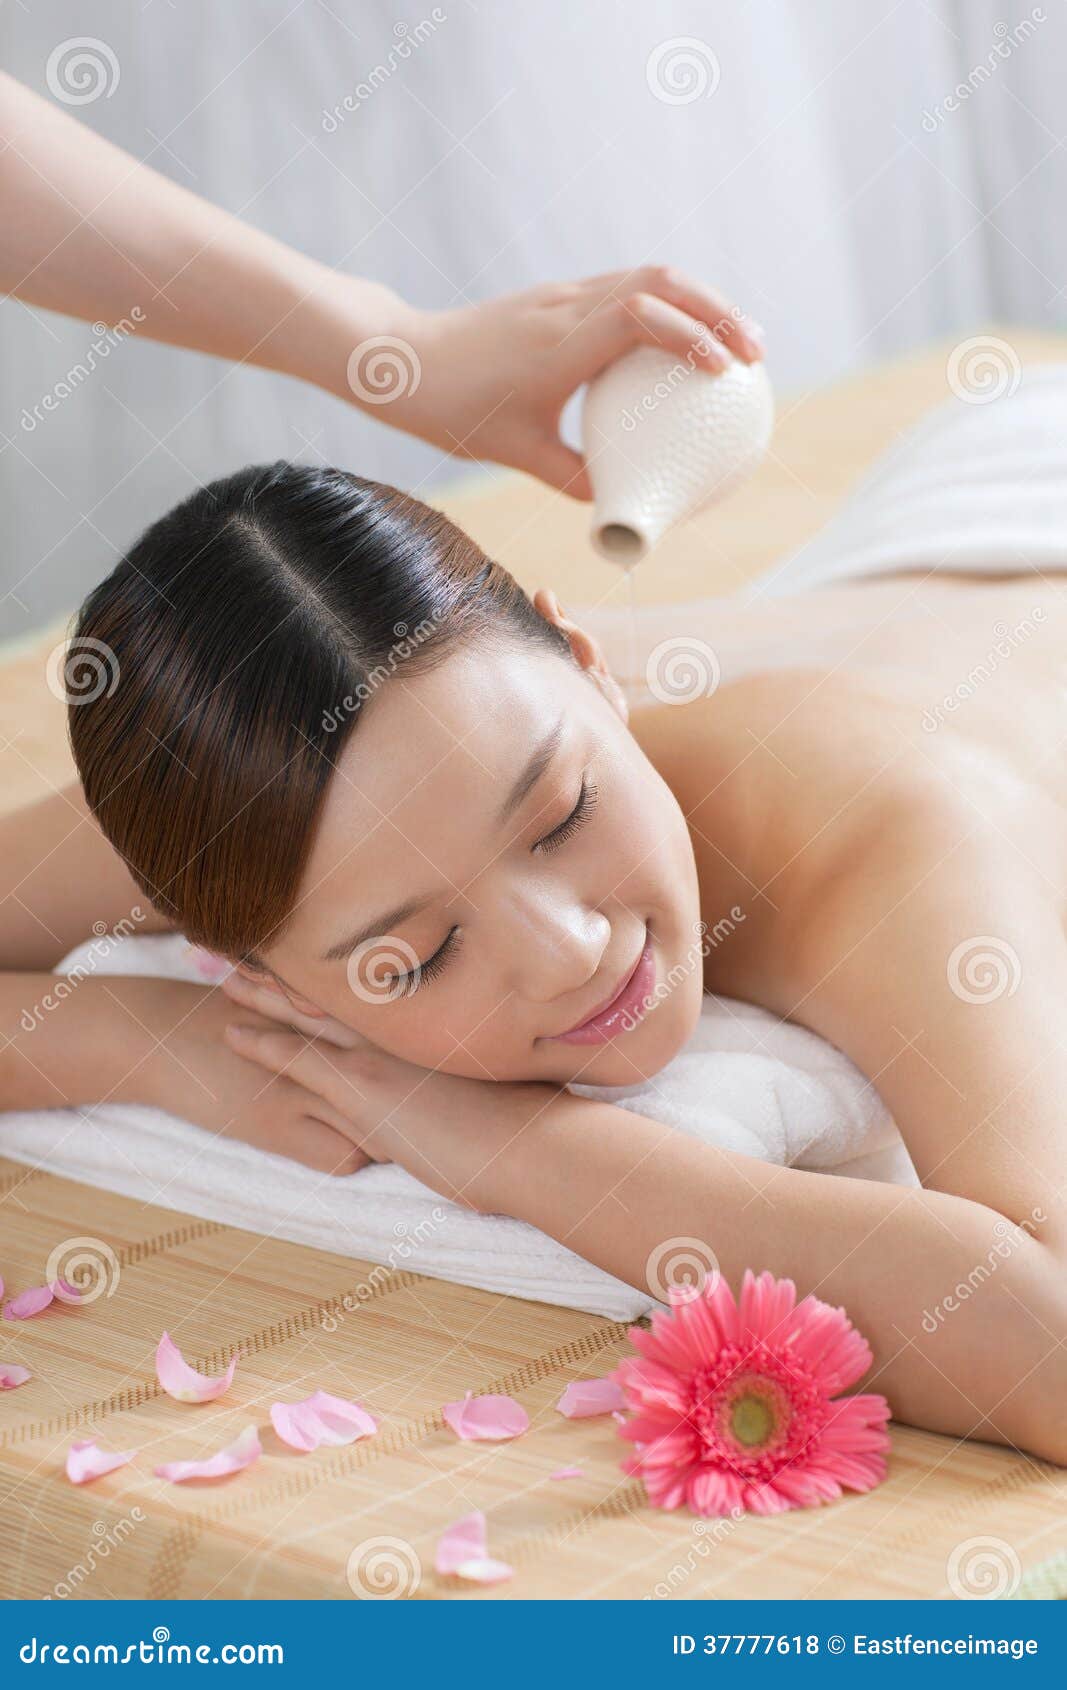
[592,521,649,567]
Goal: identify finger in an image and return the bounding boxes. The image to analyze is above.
[244,1108,366,1176]
[225,1022,365,1111]
[220,971,339,1041]
[580,291,730,378]
[585,266,763,363]
[520,436,592,502]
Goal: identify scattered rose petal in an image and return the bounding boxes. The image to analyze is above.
[453,1557,514,1584]
[550,1466,585,1480]
[0,1274,4,1299]
[556,1378,625,1419]
[3,1285,54,1321]
[435,1510,514,1584]
[66,1440,136,1484]
[155,1331,237,1403]
[442,1392,529,1441]
[436,1509,488,1574]
[269,1390,377,1452]
[0,1363,31,1390]
[186,945,232,981]
[153,1423,261,1483]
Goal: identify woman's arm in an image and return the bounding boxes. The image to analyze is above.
[0,783,168,971]
[228,1021,1067,1465]
[0,72,761,494]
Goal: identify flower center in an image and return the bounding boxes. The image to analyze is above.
[729,1391,775,1448]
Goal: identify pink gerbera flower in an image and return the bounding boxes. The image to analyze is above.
[613,1269,891,1516]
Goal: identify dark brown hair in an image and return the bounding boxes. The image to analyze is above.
[69,462,571,959]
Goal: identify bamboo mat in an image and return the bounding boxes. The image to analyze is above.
[3,329,1067,1599]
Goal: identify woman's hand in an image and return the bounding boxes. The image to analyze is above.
[132,979,374,1177]
[223,1020,557,1211]
[340,266,764,498]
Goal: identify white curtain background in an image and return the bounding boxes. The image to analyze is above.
[1,0,1064,636]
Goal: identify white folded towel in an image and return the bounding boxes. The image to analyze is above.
[0,933,913,1322]
[753,361,1067,597]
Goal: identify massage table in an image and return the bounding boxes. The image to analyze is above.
[2,332,1065,1601]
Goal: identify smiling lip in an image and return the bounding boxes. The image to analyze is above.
[550,931,656,1045]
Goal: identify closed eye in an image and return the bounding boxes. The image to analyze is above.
[387,777,598,995]
[533,777,598,854]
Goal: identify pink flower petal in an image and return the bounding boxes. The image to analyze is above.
[269,1390,377,1452]
[550,1466,584,1480]
[155,1331,237,1403]
[65,1440,136,1484]
[435,1511,515,1583]
[442,1391,529,1441]
[556,1377,625,1418]
[0,1363,31,1390]
[186,946,232,981]
[52,1277,84,1304]
[452,1557,514,1584]
[153,1423,261,1483]
[3,1285,55,1321]
[436,1509,488,1574]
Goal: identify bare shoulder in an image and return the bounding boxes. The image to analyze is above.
[650,666,1027,1013]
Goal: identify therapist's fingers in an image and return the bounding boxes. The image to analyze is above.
[579,289,732,375]
[519,434,593,501]
[583,267,764,364]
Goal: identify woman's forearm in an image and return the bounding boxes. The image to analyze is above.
[0,972,176,1111]
[0,73,394,398]
[472,1093,1067,1462]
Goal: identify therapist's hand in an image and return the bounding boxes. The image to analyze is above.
[348,267,764,499]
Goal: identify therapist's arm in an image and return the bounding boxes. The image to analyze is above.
[0,72,762,497]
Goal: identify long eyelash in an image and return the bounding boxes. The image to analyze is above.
[393,926,460,994]
[534,778,599,854]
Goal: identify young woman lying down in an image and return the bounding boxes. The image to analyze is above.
[2,421,1065,1467]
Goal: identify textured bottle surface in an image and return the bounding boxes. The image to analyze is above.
[582,346,774,565]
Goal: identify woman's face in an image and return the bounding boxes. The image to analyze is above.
[262,599,705,1087]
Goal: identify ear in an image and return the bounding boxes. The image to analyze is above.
[533,588,629,724]
[233,960,326,1020]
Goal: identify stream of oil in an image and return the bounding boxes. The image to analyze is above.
[625,565,638,705]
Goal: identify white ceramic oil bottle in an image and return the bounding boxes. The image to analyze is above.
[581,345,774,567]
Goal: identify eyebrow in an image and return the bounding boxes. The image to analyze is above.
[321,716,567,964]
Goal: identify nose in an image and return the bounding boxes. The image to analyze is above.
[494,883,612,1005]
